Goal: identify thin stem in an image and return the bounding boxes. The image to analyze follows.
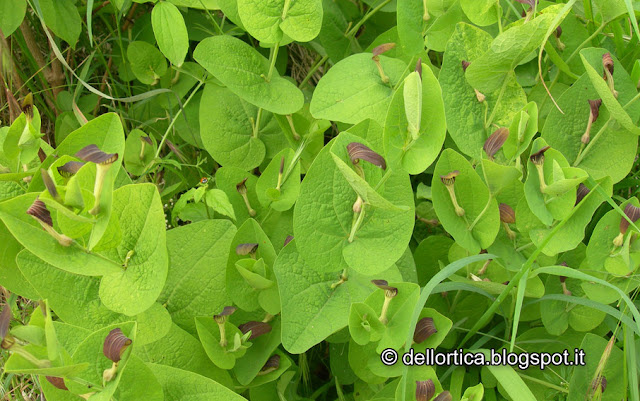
[566,23,605,64]
[299,55,327,88]
[485,76,510,129]
[252,108,263,138]
[573,119,611,166]
[155,80,205,159]
[468,195,493,231]
[266,43,280,82]
[518,373,569,393]
[346,0,391,38]
[348,206,366,242]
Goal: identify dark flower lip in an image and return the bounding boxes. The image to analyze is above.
[236,243,258,256]
[434,391,453,401]
[21,93,34,120]
[559,275,567,283]
[575,183,590,205]
[499,203,516,224]
[0,305,12,344]
[555,26,562,38]
[620,203,640,234]
[372,43,396,57]
[588,99,602,121]
[238,321,272,340]
[76,144,118,165]
[529,146,550,165]
[371,279,398,297]
[461,60,470,72]
[592,376,607,393]
[440,170,460,186]
[416,379,436,401]
[413,317,438,343]
[484,128,509,159]
[216,306,237,317]
[346,142,387,170]
[103,328,132,363]
[602,53,614,75]
[45,376,68,391]
[140,136,153,145]
[415,58,423,77]
[57,161,85,177]
[41,169,58,199]
[27,198,53,227]
[236,178,249,194]
[283,235,294,247]
[261,354,280,372]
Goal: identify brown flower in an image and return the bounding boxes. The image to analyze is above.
[347,142,387,170]
[413,317,438,343]
[57,161,85,178]
[26,199,72,246]
[483,128,509,159]
[416,379,436,401]
[238,321,272,340]
[103,328,132,363]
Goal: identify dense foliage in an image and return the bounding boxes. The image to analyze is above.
[0,0,640,400]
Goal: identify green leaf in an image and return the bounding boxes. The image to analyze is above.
[479,349,537,401]
[123,129,155,177]
[233,318,282,385]
[147,362,245,400]
[397,0,425,56]
[114,356,164,401]
[159,220,236,334]
[348,302,385,345]
[432,149,500,253]
[384,63,447,174]
[17,250,171,345]
[205,189,236,220]
[460,0,499,26]
[294,133,414,274]
[237,0,323,43]
[0,219,38,299]
[98,184,168,316]
[529,177,611,256]
[567,334,625,401]
[226,219,278,312]
[541,51,639,183]
[440,23,526,159]
[38,0,81,47]
[135,324,233,387]
[152,2,189,67]
[273,241,403,353]
[310,53,407,126]
[127,41,168,85]
[199,85,270,170]
[193,35,304,114]
[465,6,564,93]
[0,0,26,36]
[503,102,538,161]
[580,49,640,135]
[256,148,301,212]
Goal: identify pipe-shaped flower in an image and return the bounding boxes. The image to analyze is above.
[347,142,387,170]
[613,203,640,247]
[529,146,550,193]
[26,199,73,246]
[76,144,118,215]
[581,99,602,144]
[440,171,465,217]
[236,178,256,217]
[483,128,509,160]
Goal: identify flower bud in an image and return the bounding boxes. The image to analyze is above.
[484,128,509,160]
[103,328,132,363]
[416,379,436,401]
[413,317,437,343]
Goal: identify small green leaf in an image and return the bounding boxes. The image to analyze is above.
[152,2,189,67]
[127,41,168,85]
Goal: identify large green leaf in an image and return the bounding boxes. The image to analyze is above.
[440,23,526,159]
[38,0,81,47]
[193,35,304,114]
[147,363,245,400]
[294,133,414,274]
[17,250,171,345]
[135,323,233,387]
[273,241,403,353]
[0,0,26,36]
[310,53,407,126]
[432,149,499,253]
[98,184,168,316]
[397,0,425,56]
[159,220,237,334]
[237,0,322,43]
[541,51,639,183]
[460,0,499,26]
[465,5,563,92]
[200,84,284,171]
[384,62,446,174]
[152,2,189,67]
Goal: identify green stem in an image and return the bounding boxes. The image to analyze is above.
[252,108,263,138]
[468,196,493,231]
[155,80,205,159]
[348,206,366,243]
[266,43,280,82]
[573,119,611,166]
[566,23,605,64]
[299,55,327,88]
[346,0,391,38]
[485,76,510,129]
[518,373,569,393]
